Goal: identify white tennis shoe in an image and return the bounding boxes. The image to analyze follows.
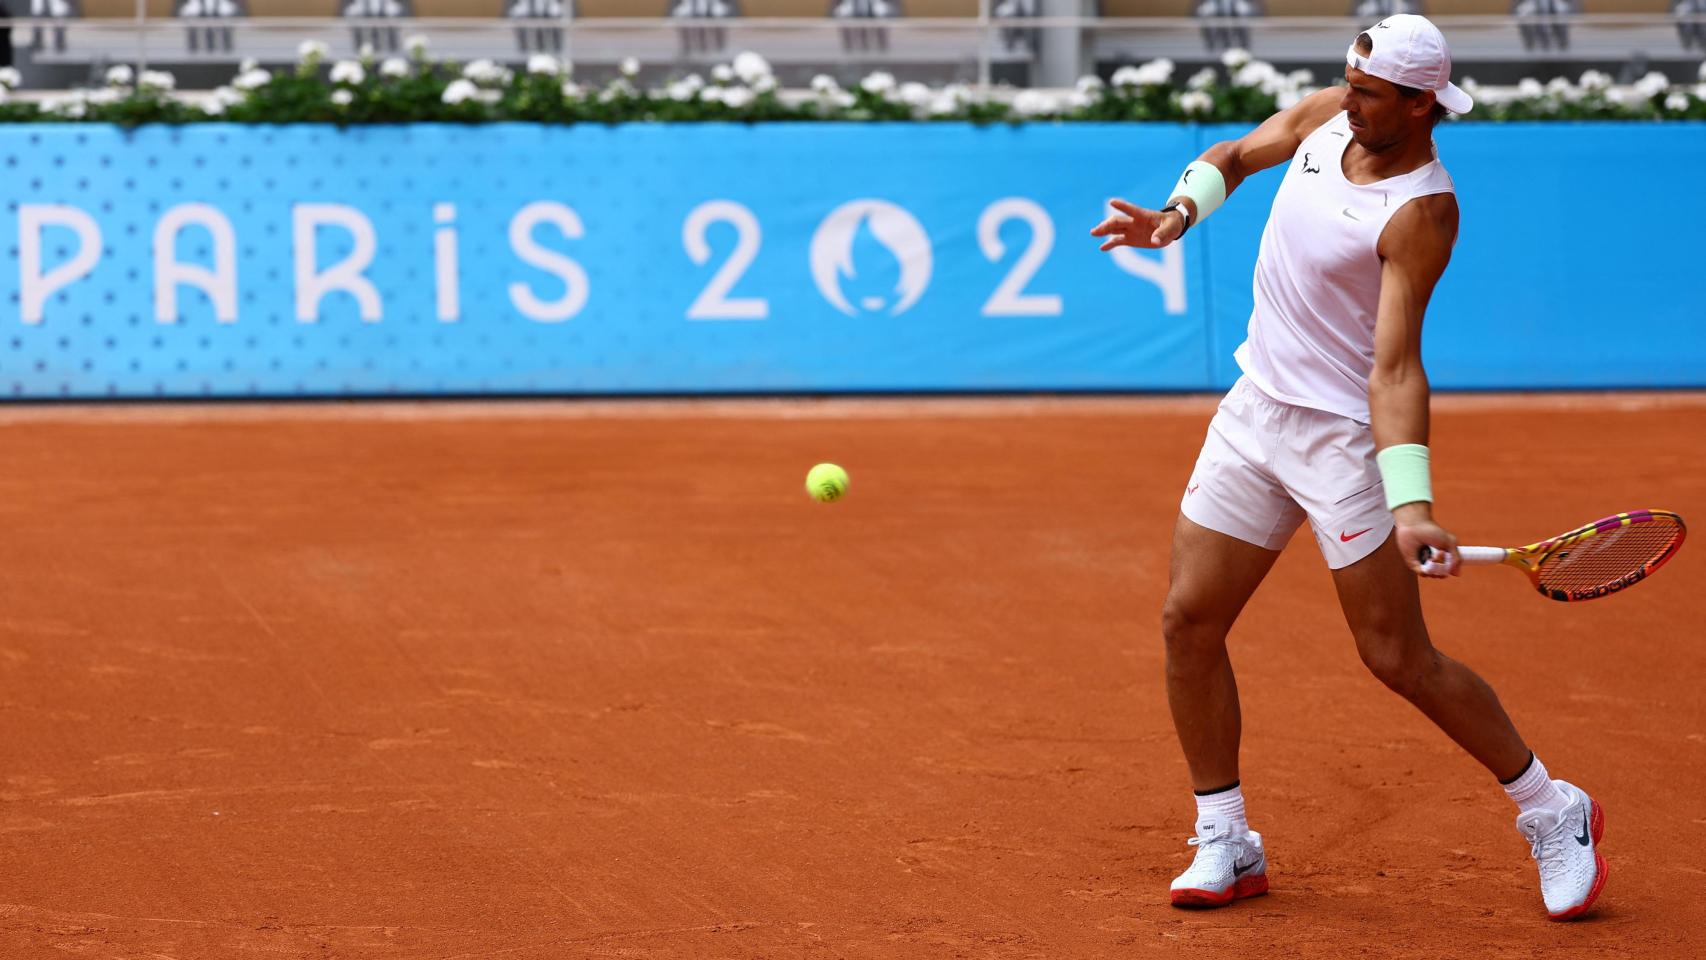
[1169,813,1268,908]
[1516,779,1606,920]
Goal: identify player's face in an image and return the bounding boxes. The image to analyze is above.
[1339,67,1417,152]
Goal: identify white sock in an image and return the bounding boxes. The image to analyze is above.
[1194,782,1249,836]
[1501,753,1570,817]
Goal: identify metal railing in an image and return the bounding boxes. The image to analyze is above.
[2,13,1703,90]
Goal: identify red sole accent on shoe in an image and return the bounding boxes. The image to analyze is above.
[1171,873,1269,909]
[1549,801,1607,922]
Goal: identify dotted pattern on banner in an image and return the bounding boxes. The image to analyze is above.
[0,122,1224,398]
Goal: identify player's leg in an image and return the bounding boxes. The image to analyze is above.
[1286,400,1607,920]
[1164,378,1305,908]
[1329,537,1528,775]
[1162,514,1281,793]
[1329,538,1608,919]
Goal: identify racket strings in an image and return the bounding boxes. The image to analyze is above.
[1535,519,1684,594]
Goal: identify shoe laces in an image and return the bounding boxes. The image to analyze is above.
[1522,817,1573,880]
[1186,831,1240,869]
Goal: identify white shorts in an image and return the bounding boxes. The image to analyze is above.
[1181,376,1392,569]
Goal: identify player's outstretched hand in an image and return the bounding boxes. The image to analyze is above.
[1091,199,1182,251]
[1398,519,1462,578]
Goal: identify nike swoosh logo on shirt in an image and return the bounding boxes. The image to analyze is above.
[1342,208,1361,221]
[1340,528,1373,542]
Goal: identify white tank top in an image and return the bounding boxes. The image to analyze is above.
[1232,111,1456,423]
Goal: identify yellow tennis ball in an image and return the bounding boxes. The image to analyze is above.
[806,463,849,503]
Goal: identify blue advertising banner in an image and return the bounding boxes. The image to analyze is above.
[0,123,1204,398]
[0,122,1701,398]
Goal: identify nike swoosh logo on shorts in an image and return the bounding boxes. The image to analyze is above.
[1339,528,1372,542]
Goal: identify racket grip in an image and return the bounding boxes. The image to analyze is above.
[1416,546,1453,578]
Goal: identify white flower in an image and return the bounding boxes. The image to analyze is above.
[331,89,354,106]
[1178,89,1215,116]
[810,74,839,95]
[711,64,734,84]
[380,57,409,78]
[442,78,478,104]
[723,87,754,109]
[1012,89,1059,117]
[829,90,856,110]
[1233,61,1277,90]
[1136,58,1175,85]
[405,34,431,59]
[1544,76,1578,102]
[1666,91,1690,112]
[733,51,771,85]
[233,68,271,91]
[212,85,242,107]
[898,81,931,107]
[297,39,330,65]
[475,89,501,104]
[751,74,777,94]
[527,53,560,75]
[600,78,636,101]
[329,60,365,85]
[1276,88,1303,110]
[1605,87,1632,106]
[860,71,896,95]
[1635,71,1670,99]
[1460,76,1481,95]
[1110,65,1142,89]
[1517,77,1543,99]
[0,66,23,89]
[105,64,134,87]
[666,78,696,101]
[139,69,175,91]
[1699,61,1706,83]
[462,59,512,86]
[561,80,583,98]
[1220,47,1251,70]
[1287,68,1314,88]
[51,97,88,119]
[1075,74,1104,95]
[1067,90,1094,110]
[1187,67,1216,91]
[239,57,258,74]
[698,85,725,104]
[87,87,121,105]
[358,42,375,62]
[928,92,959,116]
[620,57,640,78]
[1697,83,1706,100]
[202,97,226,116]
[1577,69,1611,92]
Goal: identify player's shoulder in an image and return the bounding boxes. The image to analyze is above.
[1379,191,1459,263]
[1283,89,1345,141]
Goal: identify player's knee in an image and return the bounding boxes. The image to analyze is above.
[1161,597,1228,665]
[1356,633,1434,700]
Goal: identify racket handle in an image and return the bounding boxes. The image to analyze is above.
[1415,545,1506,569]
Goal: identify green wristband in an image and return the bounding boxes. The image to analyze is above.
[1376,444,1433,511]
[1167,160,1227,225]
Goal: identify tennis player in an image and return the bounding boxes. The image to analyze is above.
[1090,15,1606,919]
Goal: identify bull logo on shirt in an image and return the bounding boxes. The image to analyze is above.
[1302,152,1321,174]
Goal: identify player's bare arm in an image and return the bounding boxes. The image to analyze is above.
[1090,87,1343,252]
[1370,192,1460,576]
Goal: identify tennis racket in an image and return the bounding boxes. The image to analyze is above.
[1420,509,1686,602]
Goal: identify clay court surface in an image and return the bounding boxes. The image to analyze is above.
[2,394,1703,959]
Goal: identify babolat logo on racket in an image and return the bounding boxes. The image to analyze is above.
[1557,567,1649,602]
